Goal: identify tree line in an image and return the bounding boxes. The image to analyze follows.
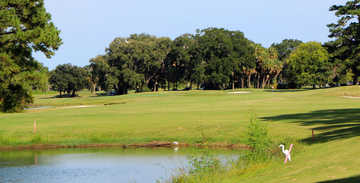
[1,0,360,112]
[49,28,356,96]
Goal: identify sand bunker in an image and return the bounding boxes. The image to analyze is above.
[59,105,96,109]
[228,91,251,94]
[343,96,360,99]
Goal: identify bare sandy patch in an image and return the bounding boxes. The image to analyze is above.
[228,91,251,94]
[58,105,96,109]
[343,96,360,99]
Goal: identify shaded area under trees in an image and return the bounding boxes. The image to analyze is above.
[262,108,360,144]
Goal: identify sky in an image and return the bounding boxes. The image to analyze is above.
[34,0,348,70]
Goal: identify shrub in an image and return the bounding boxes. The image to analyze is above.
[169,152,224,183]
[30,134,43,144]
[246,117,272,161]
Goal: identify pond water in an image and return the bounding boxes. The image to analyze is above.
[24,106,53,110]
[0,148,239,183]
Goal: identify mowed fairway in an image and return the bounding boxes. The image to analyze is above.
[0,86,360,182]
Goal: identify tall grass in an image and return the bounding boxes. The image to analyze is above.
[169,117,278,183]
[168,152,227,183]
[244,117,272,161]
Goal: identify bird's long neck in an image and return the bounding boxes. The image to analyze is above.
[281,146,285,153]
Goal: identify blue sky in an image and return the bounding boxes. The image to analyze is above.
[35,0,347,70]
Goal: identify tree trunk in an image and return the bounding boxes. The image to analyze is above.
[71,90,76,97]
[232,72,235,90]
[241,78,244,88]
[265,77,271,88]
[91,83,96,94]
[155,81,159,92]
[262,76,266,89]
[247,74,251,88]
[256,74,260,88]
[120,87,128,95]
[273,72,280,88]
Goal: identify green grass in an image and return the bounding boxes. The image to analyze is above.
[1,86,360,182]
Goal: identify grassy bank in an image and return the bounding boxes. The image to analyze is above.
[1,86,360,182]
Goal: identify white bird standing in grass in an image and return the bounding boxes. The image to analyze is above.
[279,144,293,164]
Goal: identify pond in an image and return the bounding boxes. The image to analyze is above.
[0,148,239,183]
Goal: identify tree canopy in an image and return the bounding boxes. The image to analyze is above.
[104,34,172,94]
[195,28,255,90]
[271,39,303,61]
[254,45,282,89]
[0,0,62,112]
[286,42,331,88]
[328,0,360,84]
[82,29,338,94]
[88,55,110,93]
[49,64,88,97]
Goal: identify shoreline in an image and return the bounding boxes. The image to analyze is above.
[0,141,251,151]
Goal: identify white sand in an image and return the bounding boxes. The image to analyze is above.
[59,105,96,109]
[343,96,360,99]
[228,91,251,94]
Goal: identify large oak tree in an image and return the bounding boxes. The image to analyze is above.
[49,64,88,97]
[0,0,62,112]
[286,42,331,88]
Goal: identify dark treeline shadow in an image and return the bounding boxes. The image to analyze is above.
[263,87,338,93]
[261,109,360,144]
[89,92,113,98]
[263,89,310,93]
[39,94,80,99]
[317,175,360,183]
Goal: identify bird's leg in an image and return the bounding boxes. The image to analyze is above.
[289,144,294,153]
[284,153,291,164]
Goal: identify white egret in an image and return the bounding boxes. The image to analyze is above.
[279,144,293,163]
